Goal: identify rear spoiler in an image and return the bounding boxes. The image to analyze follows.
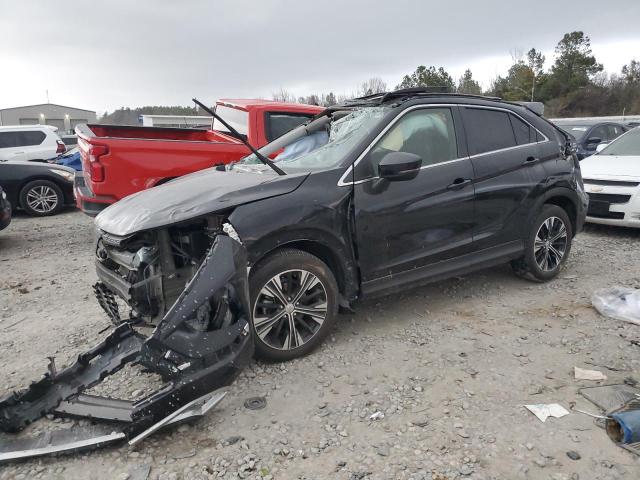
[516,101,544,116]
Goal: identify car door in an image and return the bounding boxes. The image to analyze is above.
[352,105,476,293]
[461,106,547,251]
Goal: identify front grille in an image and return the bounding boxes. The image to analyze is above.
[587,193,632,204]
[584,179,640,188]
[588,211,625,220]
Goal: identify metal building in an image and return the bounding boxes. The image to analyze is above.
[0,103,97,135]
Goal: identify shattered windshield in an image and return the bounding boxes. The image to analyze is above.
[233,106,389,174]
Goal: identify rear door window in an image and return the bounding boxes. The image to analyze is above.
[0,131,22,148]
[462,108,517,155]
[0,132,16,148]
[266,113,314,141]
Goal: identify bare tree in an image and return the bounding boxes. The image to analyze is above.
[358,77,387,96]
[509,48,524,65]
[272,88,297,103]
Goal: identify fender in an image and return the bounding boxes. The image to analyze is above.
[229,192,360,302]
[531,185,588,234]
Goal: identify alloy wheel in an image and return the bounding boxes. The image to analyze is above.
[534,216,568,271]
[253,269,328,351]
[26,185,59,214]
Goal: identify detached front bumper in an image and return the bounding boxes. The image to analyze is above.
[0,235,253,461]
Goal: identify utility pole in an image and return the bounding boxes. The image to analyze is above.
[531,75,535,102]
[46,90,50,103]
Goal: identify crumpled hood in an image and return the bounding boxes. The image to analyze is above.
[581,155,640,180]
[95,167,309,236]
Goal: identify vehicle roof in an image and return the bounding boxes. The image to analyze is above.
[217,98,323,112]
[0,124,58,131]
[333,89,534,114]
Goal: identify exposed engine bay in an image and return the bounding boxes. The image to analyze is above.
[94,215,231,326]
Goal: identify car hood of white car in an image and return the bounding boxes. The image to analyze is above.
[581,154,640,180]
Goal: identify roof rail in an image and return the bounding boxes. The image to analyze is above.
[350,89,503,105]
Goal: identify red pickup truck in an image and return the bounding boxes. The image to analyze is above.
[74,99,323,215]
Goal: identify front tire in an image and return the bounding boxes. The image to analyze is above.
[19,180,64,216]
[511,204,573,282]
[249,249,339,362]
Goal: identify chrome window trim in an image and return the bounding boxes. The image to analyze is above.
[338,103,550,187]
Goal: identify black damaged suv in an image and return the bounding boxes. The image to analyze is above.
[93,90,588,364]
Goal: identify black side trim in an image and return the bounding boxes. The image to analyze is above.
[362,240,524,297]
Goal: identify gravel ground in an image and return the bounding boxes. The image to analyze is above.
[1,209,640,480]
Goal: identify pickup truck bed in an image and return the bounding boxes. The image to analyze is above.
[75,99,322,216]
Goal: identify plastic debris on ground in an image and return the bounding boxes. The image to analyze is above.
[574,366,607,381]
[592,287,640,326]
[369,411,385,421]
[524,403,570,422]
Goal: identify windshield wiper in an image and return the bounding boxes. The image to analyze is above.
[192,98,286,176]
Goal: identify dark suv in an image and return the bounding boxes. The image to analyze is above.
[93,90,587,367]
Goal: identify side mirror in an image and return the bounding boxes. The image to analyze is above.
[596,143,609,153]
[586,137,602,148]
[378,152,422,181]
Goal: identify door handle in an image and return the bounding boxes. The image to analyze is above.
[447,178,472,190]
[523,156,539,165]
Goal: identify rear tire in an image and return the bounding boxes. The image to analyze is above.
[19,180,64,216]
[249,249,339,362]
[511,204,572,282]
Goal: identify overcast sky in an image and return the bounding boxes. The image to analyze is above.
[1,0,639,114]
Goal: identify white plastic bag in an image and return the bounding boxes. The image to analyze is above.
[592,287,640,326]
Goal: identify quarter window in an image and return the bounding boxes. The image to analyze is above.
[463,108,517,155]
[19,130,46,146]
[361,108,457,178]
[509,114,536,145]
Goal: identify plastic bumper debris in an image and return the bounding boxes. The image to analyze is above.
[0,235,254,462]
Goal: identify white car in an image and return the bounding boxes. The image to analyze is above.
[0,125,66,162]
[581,127,640,228]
